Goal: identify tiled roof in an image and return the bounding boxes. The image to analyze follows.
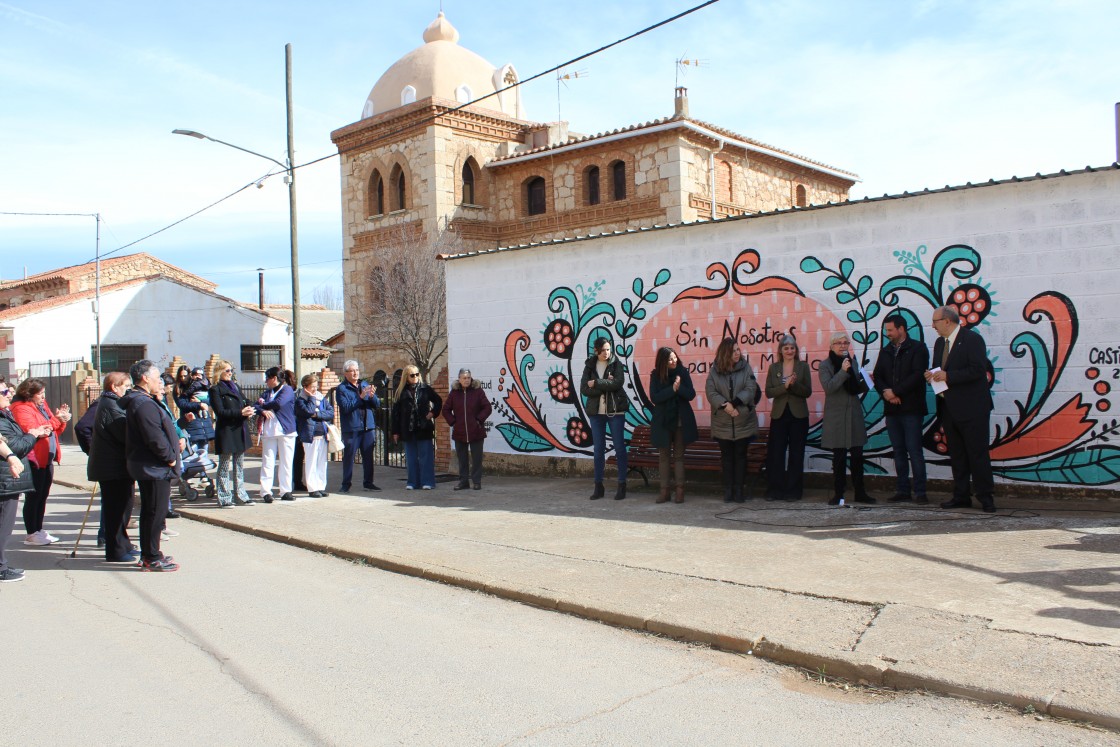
[486,115,857,179]
[441,163,1120,261]
[258,306,344,347]
[0,252,216,291]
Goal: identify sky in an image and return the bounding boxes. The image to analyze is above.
[1,0,1118,305]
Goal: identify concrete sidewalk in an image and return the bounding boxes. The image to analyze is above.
[52,446,1120,729]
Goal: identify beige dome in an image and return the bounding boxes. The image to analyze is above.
[362,13,525,120]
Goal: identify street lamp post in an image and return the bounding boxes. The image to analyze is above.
[172,44,302,379]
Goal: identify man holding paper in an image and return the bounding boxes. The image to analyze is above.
[925,306,995,513]
[874,314,930,504]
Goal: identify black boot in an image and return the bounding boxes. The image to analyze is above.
[589,482,605,500]
[723,486,734,503]
[613,483,627,501]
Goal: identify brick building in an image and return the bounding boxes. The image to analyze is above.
[330,11,858,376]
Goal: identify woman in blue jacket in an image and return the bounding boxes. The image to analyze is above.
[295,373,335,497]
[255,367,298,502]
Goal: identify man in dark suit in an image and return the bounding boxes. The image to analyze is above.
[925,306,996,513]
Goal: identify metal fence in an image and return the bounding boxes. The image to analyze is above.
[27,358,86,443]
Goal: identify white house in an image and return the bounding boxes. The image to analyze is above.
[0,274,292,384]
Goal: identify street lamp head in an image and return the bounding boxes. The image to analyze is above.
[172,129,206,139]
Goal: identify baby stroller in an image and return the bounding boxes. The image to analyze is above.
[180,439,217,502]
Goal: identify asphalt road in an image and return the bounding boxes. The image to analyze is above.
[0,488,1113,746]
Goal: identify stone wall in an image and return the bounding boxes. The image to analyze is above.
[444,166,1120,495]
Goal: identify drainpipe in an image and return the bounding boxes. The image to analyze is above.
[709,138,725,220]
[1115,102,1119,164]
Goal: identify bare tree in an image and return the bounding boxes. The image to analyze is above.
[312,284,343,310]
[357,224,460,378]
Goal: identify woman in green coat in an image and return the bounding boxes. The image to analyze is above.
[648,347,698,504]
[764,335,812,501]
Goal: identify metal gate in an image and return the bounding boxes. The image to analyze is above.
[27,358,85,444]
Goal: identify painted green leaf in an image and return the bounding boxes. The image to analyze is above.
[620,298,632,315]
[624,323,638,337]
[823,276,844,290]
[865,301,881,319]
[840,258,855,279]
[495,423,555,453]
[852,330,866,344]
[643,291,658,303]
[655,268,671,286]
[615,320,626,336]
[800,256,824,273]
[847,309,865,324]
[837,290,856,304]
[997,446,1120,486]
[866,331,879,344]
[632,277,644,296]
[631,308,647,320]
[856,275,873,296]
[623,344,634,357]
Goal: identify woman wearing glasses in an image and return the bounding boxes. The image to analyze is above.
[208,361,256,507]
[764,335,812,502]
[11,378,71,545]
[819,331,875,505]
[391,366,443,490]
[0,385,40,582]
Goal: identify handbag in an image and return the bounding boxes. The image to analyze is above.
[325,423,344,454]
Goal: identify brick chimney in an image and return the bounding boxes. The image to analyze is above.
[674,87,689,118]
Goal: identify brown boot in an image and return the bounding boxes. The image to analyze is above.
[656,487,670,504]
[674,486,685,503]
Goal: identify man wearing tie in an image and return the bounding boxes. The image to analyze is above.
[925,306,996,513]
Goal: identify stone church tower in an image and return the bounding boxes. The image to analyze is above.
[331,12,857,374]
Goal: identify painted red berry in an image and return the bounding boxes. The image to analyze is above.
[566,416,591,447]
[948,284,992,328]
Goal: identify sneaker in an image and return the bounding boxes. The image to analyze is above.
[166,510,182,519]
[405,485,415,490]
[162,528,180,538]
[338,485,351,493]
[421,485,434,490]
[233,495,255,506]
[42,530,59,543]
[0,568,25,583]
[24,532,51,546]
[141,558,179,572]
[363,483,381,491]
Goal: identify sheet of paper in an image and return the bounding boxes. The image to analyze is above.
[858,366,874,391]
[928,367,948,395]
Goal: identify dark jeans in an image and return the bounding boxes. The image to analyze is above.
[943,409,994,504]
[341,429,376,489]
[717,437,751,499]
[99,479,135,560]
[589,414,627,484]
[23,461,54,535]
[293,439,306,490]
[0,497,17,570]
[831,446,865,498]
[454,440,484,486]
[767,410,808,499]
[885,414,927,497]
[136,479,170,562]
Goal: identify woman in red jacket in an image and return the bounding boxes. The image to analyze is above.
[442,368,493,490]
[11,378,71,545]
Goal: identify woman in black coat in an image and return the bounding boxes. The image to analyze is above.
[86,371,137,562]
[208,360,256,507]
[0,384,37,583]
[390,365,443,490]
[648,347,698,504]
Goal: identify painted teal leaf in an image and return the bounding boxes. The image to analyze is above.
[866,331,879,345]
[632,277,644,296]
[643,291,658,303]
[997,447,1120,486]
[856,275,873,296]
[623,344,634,357]
[879,276,939,308]
[800,256,824,273]
[837,290,856,304]
[865,301,881,320]
[930,244,981,295]
[631,308,647,320]
[620,298,632,315]
[614,320,626,336]
[823,276,844,291]
[840,258,855,279]
[1009,331,1051,415]
[624,323,638,337]
[847,309,865,324]
[852,330,866,344]
[495,423,555,453]
[654,268,671,286]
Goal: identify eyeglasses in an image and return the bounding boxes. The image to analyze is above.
[408,373,420,379]
[832,341,850,346]
[0,389,11,397]
[931,316,945,323]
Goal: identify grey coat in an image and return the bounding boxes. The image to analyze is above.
[705,358,759,442]
[818,356,867,449]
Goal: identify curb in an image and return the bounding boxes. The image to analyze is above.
[171,505,1119,731]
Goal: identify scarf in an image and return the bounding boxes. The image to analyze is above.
[828,350,865,395]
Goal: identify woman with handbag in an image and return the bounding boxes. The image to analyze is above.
[295,373,335,497]
[391,365,443,490]
[705,338,760,503]
[208,361,256,507]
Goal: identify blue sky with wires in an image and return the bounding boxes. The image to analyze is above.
[1,0,1117,304]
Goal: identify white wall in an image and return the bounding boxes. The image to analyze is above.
[6,279,290,383]
[445,167,1120,491]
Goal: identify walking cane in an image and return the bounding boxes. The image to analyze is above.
[70,484,98,558]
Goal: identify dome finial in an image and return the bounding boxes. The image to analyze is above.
[423,11,460,44]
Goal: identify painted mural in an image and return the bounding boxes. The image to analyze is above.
[488,242,1119,488]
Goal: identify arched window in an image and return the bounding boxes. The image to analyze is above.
[795,184,807,207]
[461,158,479,205]
[610,160,627,200]
[585,166,601,206]
[525,176,546,216]
[368,170,385,216]
[401,85,416,106]
[718,160,733,204]
[389,164,407,211]
[455,84,472,104]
